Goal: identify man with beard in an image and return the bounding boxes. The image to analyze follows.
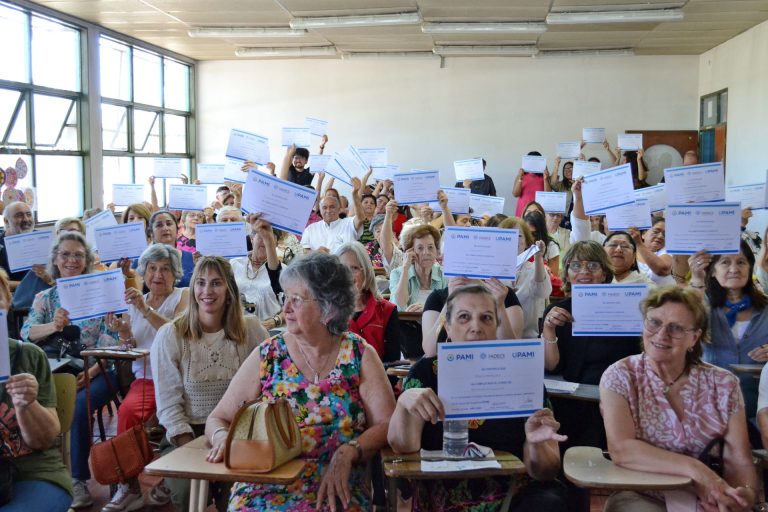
[0,201,36,289]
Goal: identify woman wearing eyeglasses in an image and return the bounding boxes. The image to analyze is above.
[603,232,654,285]
[600,286,757,512]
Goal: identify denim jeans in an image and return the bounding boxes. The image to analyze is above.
[0,479,72,512]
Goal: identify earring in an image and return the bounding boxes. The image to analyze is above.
[687,347,693,353]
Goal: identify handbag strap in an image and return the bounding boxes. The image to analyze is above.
[272,400,294,446]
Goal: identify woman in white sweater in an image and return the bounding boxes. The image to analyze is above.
[151,256,268,511]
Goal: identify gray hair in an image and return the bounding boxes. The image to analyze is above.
[136,244,183,283]
[217,206,243,221]
[48,231,95,280]
[369,214,386,234]
[279,252,355,336]
[54,217,85,235]
[335,242,379,299]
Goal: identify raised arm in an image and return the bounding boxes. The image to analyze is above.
[360,167,373,198]
[637,148,648,182]
[351,177,365,231]
[630,228,672,276]
[382,200,398,264]
[549,158,561,189]
[148,176,159,211]
[512,169,524,198]
[437,190,456,228]
[279,144,296,181]
[318,134,328,155]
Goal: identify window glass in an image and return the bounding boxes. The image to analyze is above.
[164,59,189,111]
[31,15,80,91]
[164,114,187,153]
[35,155,83,222]
[7,98,27,147]
[101,103,128,151]
[0,89,22,139]
[33,94,78,150]
[100,38,131,101]
[102,156,134,207]
[133,49,162,106]
[134,109,160,153]
[0,5,28,83]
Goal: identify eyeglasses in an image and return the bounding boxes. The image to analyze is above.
[605,243,633,251]
[643,317,698,340]
[568,261,603,273]
[57,251,87,261]
[280,295,319,309]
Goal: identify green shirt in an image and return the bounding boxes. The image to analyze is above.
[0,340,72,496]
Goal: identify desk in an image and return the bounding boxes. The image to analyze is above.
[545,376,600,403]
[381,447,525,511]
[399,311,423,323]
[729,363,764,376]
[47,357,70,373]
[80,348,149,361]
[386,365,412,379]
[145,436,305,512]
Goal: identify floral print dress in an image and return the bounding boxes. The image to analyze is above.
[228,332,370,511]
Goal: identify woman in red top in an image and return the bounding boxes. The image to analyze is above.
[335,242,401,363]
[513,151,547,217]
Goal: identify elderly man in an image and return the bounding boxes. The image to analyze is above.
[301,177,364,253]
[0,201,35,288]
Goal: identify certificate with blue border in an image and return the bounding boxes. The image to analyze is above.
[443,226,518,280]
[665,202,741,255]
[572,284,648,336]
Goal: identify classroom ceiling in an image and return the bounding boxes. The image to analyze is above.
[30,0,768,60]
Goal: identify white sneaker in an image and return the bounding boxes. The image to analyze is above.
[101,482,144,512]
[145,480,172,506]
[71,479,93,509]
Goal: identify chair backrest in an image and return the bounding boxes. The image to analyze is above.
[53,373,76,433]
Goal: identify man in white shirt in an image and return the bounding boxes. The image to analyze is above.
[301,177,364,253]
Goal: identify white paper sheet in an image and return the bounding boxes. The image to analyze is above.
[571,284,648,336]
[195,223,248,258]
[664,162,725,204]
[442,227,518,280]
[240,170,318,236]
[57,269,128,321]
[4,231,54,273]
[665,203,742,255]
[93,222,149,264]
[581,164,636,215]
[112,184,146,206]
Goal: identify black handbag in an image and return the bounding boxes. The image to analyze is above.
[698,437,724,476]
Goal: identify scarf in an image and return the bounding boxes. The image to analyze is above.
[724,295,752,327]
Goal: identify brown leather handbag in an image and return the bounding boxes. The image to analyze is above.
[224,398,302,473]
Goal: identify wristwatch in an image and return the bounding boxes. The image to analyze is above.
[346,439,363,462]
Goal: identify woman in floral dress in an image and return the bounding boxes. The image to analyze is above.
[206,250,396,511]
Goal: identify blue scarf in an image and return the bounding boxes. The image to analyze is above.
[725,295,752,327]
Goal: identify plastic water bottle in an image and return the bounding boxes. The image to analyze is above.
[442,420,468,456]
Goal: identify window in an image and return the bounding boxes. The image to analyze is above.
[100,36,193,208]
[700,88,727,128]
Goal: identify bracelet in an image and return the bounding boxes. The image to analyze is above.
[212,427,229,440]
[541,335,558,344]
[143,305,156,317]
[690,283,705,289]
[273,314,281,327]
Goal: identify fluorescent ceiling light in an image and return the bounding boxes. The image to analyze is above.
[342,51,438,60]
[433,45,538,57]
[538,48,635,57]
[189,27,307,38]
[422,22,547,34]
[235,46,338,58]
[290,12,421,29]
[546,9,683,24]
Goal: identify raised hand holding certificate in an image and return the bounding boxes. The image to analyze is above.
[153,158,183,178]
[557,141,580,159]
[196,223,247,258]
[634,184,666,213]
[664,162,724,204]
[573,160,601,179]
[226,129,270,166]
[393,170,440,205]
[665,203,741,255]
[522,155,546,174]
[85,209,117,248]
[582,128,606,144]
[470,194,505,219]
[308,154,332,174]
[438,340,543,420]
[535,191,567,214]
[57,269,128,321]
[304,117,328,137]
[726,182,768,209]
[429,187,470,214]
[241,170,318,235]
[372,164,398,182]
[94,223,148,264]
[324,154,353,186]
[112,184,145,206]
[443,227,518,280]
[454,158,484,182]
[5,231,54,273]
[358,148,388,169]
[197,163,225,184]
[168,184,207,211]
[572,284,648,336]
[617,134,643,150]
[581,164,635,215]
[605,198,651,231]
[281,127,311,148]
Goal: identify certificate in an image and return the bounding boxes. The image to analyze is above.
[726,183,768,210]
[57,269,128,321]
[393,170,441,205]
[664,162,725,204]
[153,158,182,178]
[516,244,540,269]
[342,146,371,177]
[572,284,648,336]
[0,311,8,382]
[635,184,666,213]
[618,133,643,151]
[84,209,117,248]
[226,128,270,166]
[223,157,247,184]
[281,127,311,148]
[522,155,546,174]
[240,170,318,235]
[582,164,636,215]
[111,184,145,206]
[438,340,543,420]
[557,141,581,159]
[358,148,388,169]
[94,222,148,264]
[605,198,652,231]
[304,117,328,137]
[195,223,248,258]
[535,191,567,214]
[443,226,518,280]
[665,203,742,255]
[454,158,484,182]
[372,164,398,182]
[470,194,505,219]
[582,128,606,144]
[197,164,225,184]
[573,160,601,179]
[429,187,470,215]
[168,185,207,211]
[308,154,332,174]
[324,154,353,186]
[4,231,54,273]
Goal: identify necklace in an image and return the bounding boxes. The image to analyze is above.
[662,368,687,395]
[294,338,338,384]
[246,259,265,280]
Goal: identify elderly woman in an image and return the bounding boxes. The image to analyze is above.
[20,232,119,508]
[176,210,205,253]
[0,269,72,511]
[389,285,567,511]
[243,211,301,264]
[603,231,654,285]
[389,224,448,313]
[629,217,674,286]
[148,209,195,288]
[601,286,757,511]
[336,242,401,363]
[688,240,768,445]
[205,252,396,511]
[100,244,189,510]
[151,256,267,510]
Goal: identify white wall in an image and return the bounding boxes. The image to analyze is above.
[699,19,768,234]
[198,54,699,214]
